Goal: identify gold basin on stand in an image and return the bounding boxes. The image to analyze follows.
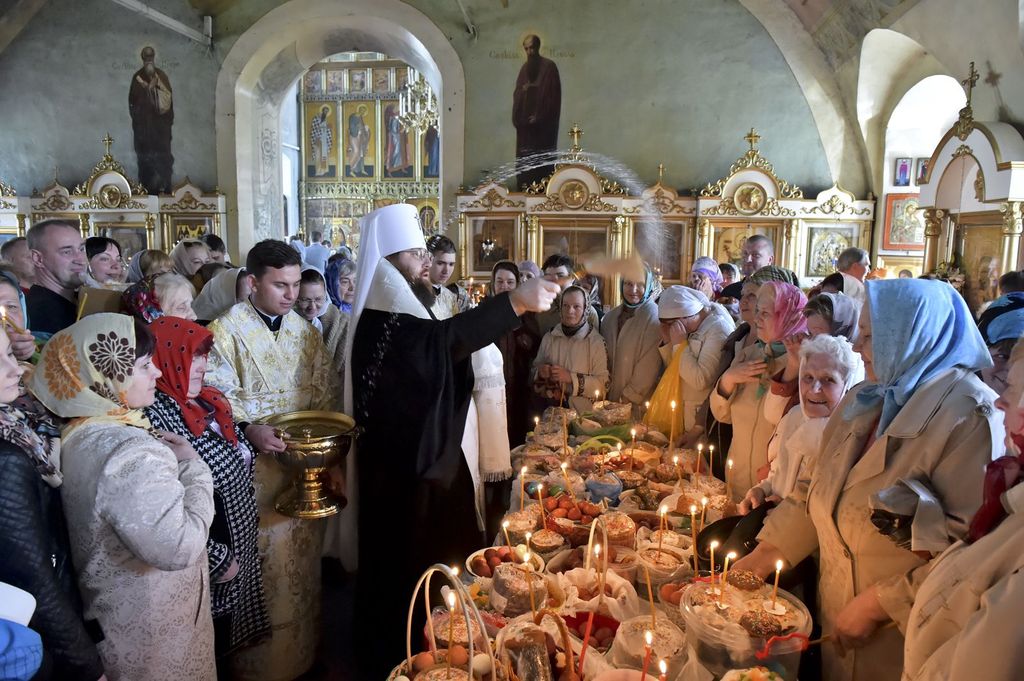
[264,410,357,520]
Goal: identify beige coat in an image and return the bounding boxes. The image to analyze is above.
[319,303,350,387]
[533,321,609,413]
[902,483,1024,681]
[60,423,216,681]
[759,368,1003,681]
[601,300,663,406]
[677,305,735,430]
[709,342,787,499]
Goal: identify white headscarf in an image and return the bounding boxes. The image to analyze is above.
[657,285,709,319]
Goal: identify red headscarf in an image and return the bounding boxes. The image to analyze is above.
[149,317,238,444]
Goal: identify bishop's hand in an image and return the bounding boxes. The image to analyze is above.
[509,277,560,315]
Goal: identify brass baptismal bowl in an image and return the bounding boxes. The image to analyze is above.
[264,410,357,520]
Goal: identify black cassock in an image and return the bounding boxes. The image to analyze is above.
[351,293,520,676]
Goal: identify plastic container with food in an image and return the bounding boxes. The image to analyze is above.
[607,614,687,679]
[488,562,549,617]
[591,400,632,426]
[585,471,624,505]
[680,582,812,680]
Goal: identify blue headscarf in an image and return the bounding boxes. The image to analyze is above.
[622,262,656,309]
[324,258,345,308]
[978,292,1024,346]
[844,279,992,436]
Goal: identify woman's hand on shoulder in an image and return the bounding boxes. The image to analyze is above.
[154,430,198,462]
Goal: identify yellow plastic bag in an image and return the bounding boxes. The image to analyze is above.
[644,343,686,436]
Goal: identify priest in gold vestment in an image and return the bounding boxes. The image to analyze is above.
[205,239,341,681]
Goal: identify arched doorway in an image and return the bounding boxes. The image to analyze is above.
[214,0,465,257]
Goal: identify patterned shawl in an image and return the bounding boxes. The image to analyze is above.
[149,316,238,445]
[121,275,164,323]
[28,313,152,439]
[0,402,62,487]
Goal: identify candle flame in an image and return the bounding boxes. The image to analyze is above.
[728,459,733,469]
[502,520,510,529]
[672,455,679,465]
[727,551,737,560]
[631,428,637,437]
[447,591,456,609]
[659,660,668,674]
[659,504,668,516]
[521,465,528,475]
[710,540,719,549]
[644,630,653,646]
[690,504,697,514]
[452,565,460,577]
[594,543,601,557]
[560,461,568,471]
[524,551,532,563]
[526,532,532,541]
[701,497,708,507]
[776,559,784,572]
[670,399,676,410]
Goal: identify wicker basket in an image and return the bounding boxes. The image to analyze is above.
[385,564,498,681]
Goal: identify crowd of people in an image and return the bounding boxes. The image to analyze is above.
[1,207,1023,681]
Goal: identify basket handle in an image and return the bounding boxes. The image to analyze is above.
[533,609,579,681]
[583,516,610,572]
[403,564,496,678]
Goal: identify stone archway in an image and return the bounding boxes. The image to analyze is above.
[215,0,465,257]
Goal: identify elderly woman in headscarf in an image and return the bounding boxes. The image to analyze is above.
[121,272,198,322]
[739,334,862,513]
[518,260,541,283]
[488,261,541,446]
[650,286,734,444]
[977,291,1024,393]
[143,317,270,669]
[0,267,36,361]
[736,279,1003,681]
[689,255,724,300]
[125,249,173,284]
[803,291,861,342]
[325,257,356,313]
[576,272,604,323]
[711,279,807,500]
[532,284,609,414]
[902,335,1024,681]
[601,263,663,409]
[28,314,216,680]
[170,239,212,292]
[295,267,348,385]
[192,267,251,325]
[0,326,104,679]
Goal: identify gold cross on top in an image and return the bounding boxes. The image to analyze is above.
[657,163,665,183]
[102,133,114,156]
[568,123,584,148]
[962,61,979,105]
[744,128,761,152]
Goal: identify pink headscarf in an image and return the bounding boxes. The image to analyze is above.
[761,280,808,342]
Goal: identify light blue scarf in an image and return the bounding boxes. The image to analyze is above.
[844,279,992,437]
[622,263,656,309]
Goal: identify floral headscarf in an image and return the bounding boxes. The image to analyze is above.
[748,265,801,288]
[149,317,237,445]
[0,399,62,487]
[691,256,724,294]
[28,314,152,438]
[121,276,163,323]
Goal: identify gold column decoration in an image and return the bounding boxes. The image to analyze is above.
[610,216,626,307]
[1000,201,1023,273]
[778,219,798,271]
[922,208,947,273]
[527,215,541,264]
[457,213,468,281]
[15,214,26,237]
[145,213,156,248]
[78,214,90,239]
[697,218,713,259]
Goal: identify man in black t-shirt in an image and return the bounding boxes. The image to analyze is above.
[25,219,87,338]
